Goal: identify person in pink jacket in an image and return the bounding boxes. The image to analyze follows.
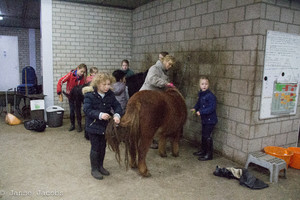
[86,67,98,83]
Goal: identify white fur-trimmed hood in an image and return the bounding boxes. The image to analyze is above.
[82,86,94,95]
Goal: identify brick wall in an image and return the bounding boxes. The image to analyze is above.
[131,0,300,164]
[0,27,41,83]
[49,0,300,164]
[52,0,132,111]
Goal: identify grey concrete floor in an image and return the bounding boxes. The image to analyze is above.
[0,117,300,200]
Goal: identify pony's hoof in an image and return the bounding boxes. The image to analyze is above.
[159,153,167,157]
[141,172,151,177]
[130,163,138,169]
[172,153,179,157]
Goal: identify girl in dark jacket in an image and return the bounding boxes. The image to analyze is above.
[83,72,122,180]
[191,76,218,161]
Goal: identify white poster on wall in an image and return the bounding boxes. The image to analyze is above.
[260,31,300,119]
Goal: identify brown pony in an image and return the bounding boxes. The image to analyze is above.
[106,88,187,177]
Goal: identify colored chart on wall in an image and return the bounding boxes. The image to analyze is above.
[271,83,298,115]
[260,31,300,119]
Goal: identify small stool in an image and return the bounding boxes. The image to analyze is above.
[245,151,287,183]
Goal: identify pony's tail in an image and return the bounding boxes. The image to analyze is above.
[105,120,121,165]
[121,101,141,155]
[106,101,141,170]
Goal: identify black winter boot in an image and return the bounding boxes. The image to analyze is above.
[99,166,110,176]
[198,137,213,161]
[193,137,207,156]
[69,113,75,131]
[77,123,82,132]
[90,150,103,180]
[69,123,75,131]
[99,148,110,176]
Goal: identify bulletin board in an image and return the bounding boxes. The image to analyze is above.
[260,31,300,119]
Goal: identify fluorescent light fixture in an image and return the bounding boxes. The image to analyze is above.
[0,16,3,20]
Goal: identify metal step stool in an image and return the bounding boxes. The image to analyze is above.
[245,151,287,183]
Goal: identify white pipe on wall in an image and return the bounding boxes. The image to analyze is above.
[41,0,54,120]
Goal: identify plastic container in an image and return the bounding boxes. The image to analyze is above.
[264,146,294,168]
[31,110,44,120]
[30,100,45,120]
[46,106,64,127]
[287,147,300,169]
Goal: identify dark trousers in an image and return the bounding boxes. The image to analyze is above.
[89,133,106,153]
[89,133,106,167]
[69,99,82,125]
[202,124,215,140]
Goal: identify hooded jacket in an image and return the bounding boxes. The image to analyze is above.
[139,60,169,91]
[83,86,122,135]
[112,82,128,112]
[193,89,218,125]
[57,70,85,96]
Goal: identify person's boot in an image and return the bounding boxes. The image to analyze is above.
[99,148,110,176]
[69,113,75,131]
[77,123,82,132]
[69,123,75,131]
[99,166,110,176]
[193,149,206,157]
[90,150,103,180]
[198,137,213,161]
[193,137,207,156]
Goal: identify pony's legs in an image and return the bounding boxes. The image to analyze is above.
[158,135,167,157]
[137,136,152,177]
[171,133,180,157]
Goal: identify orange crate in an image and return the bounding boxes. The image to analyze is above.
[264,146,294,168]
[287,147,300,169]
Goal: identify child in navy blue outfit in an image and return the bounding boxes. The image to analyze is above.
[191,77,218,161]
[83,72,122,180]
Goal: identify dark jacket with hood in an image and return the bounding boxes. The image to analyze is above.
[193,89,218,125]
[83,86,122,135]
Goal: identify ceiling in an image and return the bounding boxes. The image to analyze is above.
[0,0,155,29]
[0,0,40,29]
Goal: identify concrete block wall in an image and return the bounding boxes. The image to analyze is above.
[131,0,300,164]
[52,0,132,111]
[0,27,41,84]
[250,0,300,154]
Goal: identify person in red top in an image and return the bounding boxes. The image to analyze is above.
[57,63,87,132]
[86,67,98,83]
